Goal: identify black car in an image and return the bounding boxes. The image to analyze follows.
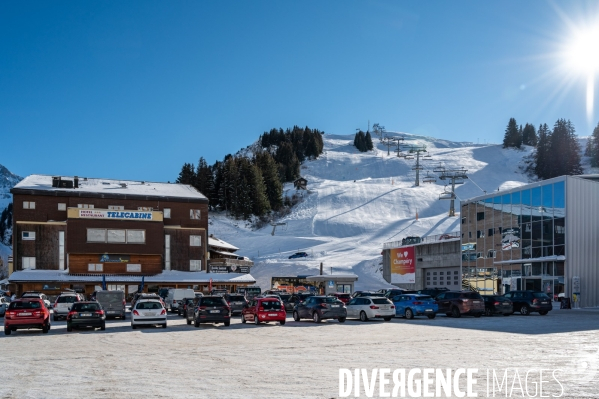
[292,296,346,323]
[178,297,195,316]
[66,301,106,331]
[224,294,247,315]
[290,292,315,305]
[383,288,417,299]
[274,293,294,311]
[187,296,231,327]
[288,252,308,259]
[503,291,552,315]
[483,295,513,316]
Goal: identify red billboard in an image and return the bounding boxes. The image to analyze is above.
[390,246,415,284]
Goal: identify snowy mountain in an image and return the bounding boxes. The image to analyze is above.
[0,164,21,275]
[208,132,541,290]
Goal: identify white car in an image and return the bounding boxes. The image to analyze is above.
[131,299,167,329]
[0,296,10,316]
[345,296,395,322]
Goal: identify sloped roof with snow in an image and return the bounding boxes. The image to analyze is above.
[12,174,207,202]
[208,236,239,251]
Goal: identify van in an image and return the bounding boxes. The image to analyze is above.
[95,290,126,319]
[166,288,195,312]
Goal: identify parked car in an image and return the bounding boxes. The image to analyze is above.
[165,288,195,312]
[292,296,346,323]
[241,297,286,325]
[4,298,51,335]
[0,296,9,317]
[288,252,308,259]
[178,297,195,316]
[503,291,552,315]
[482,295,513,316]
[131,299,167,329]
[351,291,386,298]
[187,296,231,327]
[224,294,247,315]
[290,292,315,305]
[417,288,449,298]
[383,288,417,299]
[53,292,83,321]
[346,297,394,321]
[401,236,421,245]
[435,291,484,318]
[210,288,228,296]
[95,290,126,319]
[66,301,106,331]
[21,292,51,308]
[392,294,438,319]
[277,292,295,311]
[237,285,262,301]
[329,292,351,304]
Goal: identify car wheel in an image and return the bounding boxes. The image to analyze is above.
[405,308,414,320]
[131,324,136,330]
[241,314,247,324]
[162,323,167,329]
[293,311,300,322]
[53,314,59,322]
[4,328,11,335]
[520,305,530,316]
[313,311,322,323]
[338,317,346,323]
[254,316,260,325]
[359,311,368,322]
[187,317,192,325]
[224,321,230,327]
[427,314,436,319]
[485,308,493,317]
[539,311,548,316]
[101,323,106,331]
[451,307,461,318]
[383,317,392,321]
[194,318,200,328]
[280,319,286,325]
[503,313,510,316]
[67,323,73,332]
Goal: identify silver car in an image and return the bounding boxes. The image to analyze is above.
[53,293,82,321]
[131,299,167,329]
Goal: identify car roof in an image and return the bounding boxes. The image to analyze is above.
[12,298,42,302]
[74,301,99,304]
[137,299,162,303]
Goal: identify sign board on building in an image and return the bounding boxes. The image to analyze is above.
[100,254,130,263]
[390,246,415,284]
[79,210,153,220]
[210,265,250,274]
[572,276,581,294]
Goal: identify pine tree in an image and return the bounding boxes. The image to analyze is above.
[502,118,522,148]
[535,124,551,179]
[176,163,196,185]
[195,157,214,203]
[585,121,599,167]
[365,131,374,151]
[255,151,283,211]
[522,123,537,147]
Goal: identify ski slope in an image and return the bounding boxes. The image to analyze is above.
[209,132,536,290]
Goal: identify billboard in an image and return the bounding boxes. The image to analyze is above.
[390,246,415,284]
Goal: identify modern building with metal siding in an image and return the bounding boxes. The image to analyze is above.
[461,175,599,308]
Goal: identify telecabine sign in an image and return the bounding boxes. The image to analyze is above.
[390,246,415,284]
[79,210,153,220]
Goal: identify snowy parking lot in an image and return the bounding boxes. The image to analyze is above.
[1,308,599,399]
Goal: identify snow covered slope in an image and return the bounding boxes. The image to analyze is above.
[211,132,536,290]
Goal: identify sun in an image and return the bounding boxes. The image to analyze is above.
[566,27,599,73]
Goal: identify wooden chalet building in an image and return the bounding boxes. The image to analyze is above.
[8,175,255,297]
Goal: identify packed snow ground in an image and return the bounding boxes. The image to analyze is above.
[210,133,535,290]
[1,309,598,398]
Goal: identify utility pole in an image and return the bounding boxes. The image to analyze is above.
[437,167,468,216]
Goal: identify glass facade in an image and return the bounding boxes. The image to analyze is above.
[461,180,565,297]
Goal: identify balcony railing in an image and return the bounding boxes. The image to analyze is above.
[208,258,254,267]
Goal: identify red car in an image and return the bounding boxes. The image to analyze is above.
[330,293,351,304]
[4,298,51,335]
[241,297,286,325]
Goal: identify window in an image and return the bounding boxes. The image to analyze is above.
[461,217,466,224]
[88,264,103,272]
[22,231,36,240]
[439,271,444,275]
[477,252,483,258]
[107,229,126,243]
[58,203,66,211]
[163,208,171,218]
[468,232,472,238]
[488,250,496,258]
[488,228,494,237]
[127,264,141,272]
[190,260,201,271]
[23,201,35,209]
[127,230,145,243]
[87,228,145,243]
[190,209,201,220]
[78,204,94,209]
[165,235,171,271]
[190,235,201,247]
[477,212,485,221]
[22,257,36,269]
[108,205,124,210]
[477,230,484,238]
[59,231,65,270]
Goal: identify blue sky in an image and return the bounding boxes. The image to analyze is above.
[1,1,598,182]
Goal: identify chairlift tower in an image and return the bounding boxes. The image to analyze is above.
[437,168,468,216]
[392,136,405,157]
[381,136,394,156]
[270,221,287,236]
[405,145,430,186]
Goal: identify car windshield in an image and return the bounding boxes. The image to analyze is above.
[9,301,41,309]
[57,296,78,303]
[416,296,433,301]
[533,293,550,299]
[72,303,100,311]
[319,297,341,304]
[261,300,282,310]
[136,301,162,310]
[461,292,482,299]
[372,298,391,305]
[228,295,245,301]
[202,298,226,307]
[97,292,123,302]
